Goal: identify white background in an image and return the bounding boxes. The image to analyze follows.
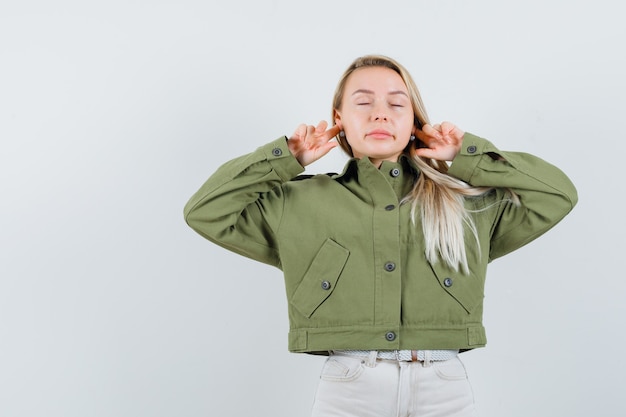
[1,1,624,416]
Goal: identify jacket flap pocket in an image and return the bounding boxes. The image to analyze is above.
[429,262,483,314]
[291,239,350,318]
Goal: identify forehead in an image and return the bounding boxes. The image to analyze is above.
[345,66,408,94]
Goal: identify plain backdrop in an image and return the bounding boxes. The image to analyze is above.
[1,1,624,416]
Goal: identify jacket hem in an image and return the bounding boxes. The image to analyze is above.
[288,325,487,353]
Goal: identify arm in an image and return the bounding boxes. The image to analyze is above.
[183,137,304,267]
[448,133,578,260]
[183,121,340,267]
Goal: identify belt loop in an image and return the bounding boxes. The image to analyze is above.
[422,350,432,367]
[365,350,378,368]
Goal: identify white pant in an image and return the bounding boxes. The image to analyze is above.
[311,352,477,417]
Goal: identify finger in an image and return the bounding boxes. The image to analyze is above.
[440,121,464,144]
[325,123,342,139]
[305,124,317,146]
[315,120,328,133]
[315,122,341,143]
[320,140,339,153]
[439,123,452,144]
[414,128,430,143]
[414,147,437,159]
[290,123,307,141]
[440,121,454,137]
[418,124,442,140]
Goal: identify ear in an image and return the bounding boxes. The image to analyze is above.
[333,109,342,128]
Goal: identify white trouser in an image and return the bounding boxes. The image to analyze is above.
[311,351,477,417]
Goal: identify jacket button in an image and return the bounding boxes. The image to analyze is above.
[321,281,331,290]
[272,147,283,156]
[384,262,396,272]
[443,277,453,287]
[385,204,395,211]
[466,145,477,154]
[385,331,396,341]
[390,168,400,177]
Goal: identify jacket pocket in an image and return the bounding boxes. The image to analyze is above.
[290,239,350,318]
[429,262,484,314]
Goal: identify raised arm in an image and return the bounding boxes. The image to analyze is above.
[447,132,578,260]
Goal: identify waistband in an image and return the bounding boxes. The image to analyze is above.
[332,349,459,362]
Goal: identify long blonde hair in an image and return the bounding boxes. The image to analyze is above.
[332,55,503,274]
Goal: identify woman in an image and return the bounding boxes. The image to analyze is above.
[184,55,577,416]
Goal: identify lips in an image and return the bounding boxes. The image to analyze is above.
[367,129,393,138]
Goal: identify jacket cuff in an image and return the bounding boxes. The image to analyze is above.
[447,132,498,183]
[260,136,305,181]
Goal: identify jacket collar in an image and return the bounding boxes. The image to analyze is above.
[335,154,419,179]
[333,154,419,200]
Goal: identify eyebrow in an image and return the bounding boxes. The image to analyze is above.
[351,89,409,97]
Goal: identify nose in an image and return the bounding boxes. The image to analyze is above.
[372,104,389,122]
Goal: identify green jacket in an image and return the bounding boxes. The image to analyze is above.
[184,133,577,354]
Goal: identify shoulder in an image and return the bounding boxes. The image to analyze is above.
[284,159,357,190]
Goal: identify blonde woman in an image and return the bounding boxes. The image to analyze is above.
[184,55,577,416]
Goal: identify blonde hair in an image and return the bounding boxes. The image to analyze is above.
[332,55,505,274]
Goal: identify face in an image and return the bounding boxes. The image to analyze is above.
[335,66,415,166]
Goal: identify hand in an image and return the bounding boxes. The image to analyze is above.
[287,120,341,167]
[414,121,464,162]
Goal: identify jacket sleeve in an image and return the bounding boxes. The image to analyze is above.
[447,133,578,261]
[183,137,305,268]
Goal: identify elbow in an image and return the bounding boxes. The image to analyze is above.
[183,207,199,231]
[183,201,198,229]
[561,179,579,215]
[547,185,578,227]
[183,202,235,244]
[568,185,579,211]
[183,201,213,238]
